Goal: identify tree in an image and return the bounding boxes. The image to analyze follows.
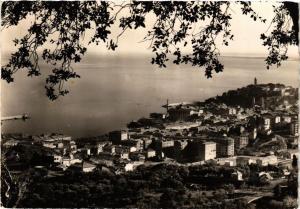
[292,154,297,168]
[283,196,297,209]
[1,1,298,100]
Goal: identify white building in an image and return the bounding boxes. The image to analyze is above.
[282,115,292,123]
[215,157,237,166]
[256,155,278,166]
[62,154,82,167]
[82,162,96,173]
[290,120,299,136]
[53,155,62,163]
[146,149,156,158]
[236,155,278,166]
[201,141,216,161]
[274,116,281,124]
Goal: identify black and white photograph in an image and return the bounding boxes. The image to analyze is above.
[1,1,299,208]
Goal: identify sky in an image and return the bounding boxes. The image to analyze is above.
[1,2,299,58]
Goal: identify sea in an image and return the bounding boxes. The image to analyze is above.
[1,54,299,138]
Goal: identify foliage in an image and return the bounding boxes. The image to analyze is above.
[1,1,298,100]
[18,163,252,208]
[260,5,298,69]
[292,154,297,168]
[283,196,297,209]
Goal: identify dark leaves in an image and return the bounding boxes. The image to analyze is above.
[1,67,14,83]
[260,5,297,69]
[107,40,118,51]
[239,2,266,23]
[2,1,112,100]
[1,1,298,100]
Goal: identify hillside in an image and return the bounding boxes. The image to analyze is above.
[204,83,298,108]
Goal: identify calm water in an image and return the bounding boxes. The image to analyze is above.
[1,55,299,137]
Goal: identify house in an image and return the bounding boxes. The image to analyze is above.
[168,106,193,121]
[215,137,234,157]
[80,147,91,156]
[258,171,273,182]
[2,139,20,148]
[161,140,175,148]
[146,149,156,158]
[290,120,299,136]
[109,130,129,144]
[67,141,77,153]
[115,145,131,154]
[116,152,129,160]
[40,134,75,151]
[260,114,272,130]
[129,152,146,162]
[103,144,116,154]
[174,140,188,150]
[93,141,111,155]
[190,110,201,116]
[149,113,166,119]
[61,154,82,167]
[142,138,153,149]
[90,153,115,167]
[42,139,62,149]
[282,115,292,123]
[55,135,72,141]
[228,107,237,115]
[53,147,66,155]
[256,155,278,166]
[236,156,256,166]
[82,162,96,173]
[274,115,281,124]
[282,169,290,176]
[215,157,236,166]
[53,155,62,164]
[56,164,68,171]
[115,161,133,174]
[233,133,249,150]
[62,156,72,167]
[124,163,133,172]
[115,161,144,174]
[182,141,216,162]
[122,139,143,151]
[231,170,243,181]
[248,128,257,141]
[165,122,200,130]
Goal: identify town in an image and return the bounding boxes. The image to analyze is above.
[1,78,298,208]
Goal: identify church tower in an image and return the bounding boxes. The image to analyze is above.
[254,77,257,85]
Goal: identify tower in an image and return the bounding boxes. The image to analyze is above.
[254,77,257,85]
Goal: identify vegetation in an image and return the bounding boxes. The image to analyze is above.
[292,155,297,168]
[2,138,297,208]
[18,163,258,208]
[205,83,298,108]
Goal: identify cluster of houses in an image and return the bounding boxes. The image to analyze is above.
[2,81,298,180]
[34,132,159,173]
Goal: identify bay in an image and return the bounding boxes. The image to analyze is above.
[1,55,298,137]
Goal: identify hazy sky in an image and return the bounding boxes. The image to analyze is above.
[1,2,299,58]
